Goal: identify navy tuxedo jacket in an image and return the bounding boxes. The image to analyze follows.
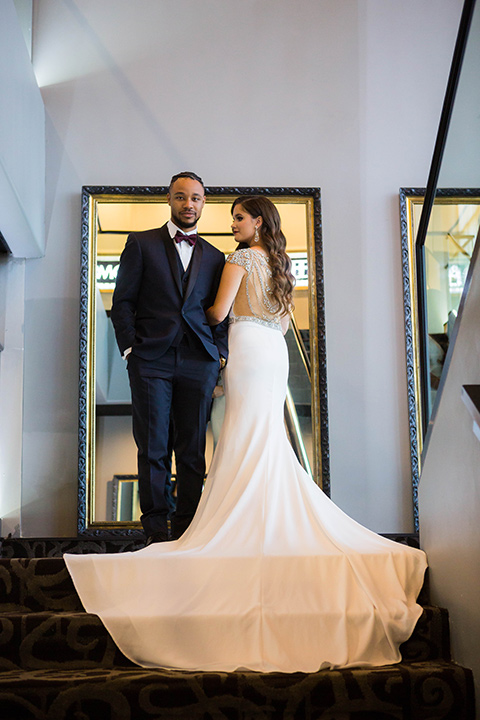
[110,224,228,362]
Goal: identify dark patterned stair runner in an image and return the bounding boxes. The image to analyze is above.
[0,541,475,719]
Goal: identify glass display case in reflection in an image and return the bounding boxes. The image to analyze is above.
[400,188,480,487]
[79,186,328,534]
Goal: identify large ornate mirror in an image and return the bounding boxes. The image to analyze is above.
[78,186,329,535]
[400,187,480,512]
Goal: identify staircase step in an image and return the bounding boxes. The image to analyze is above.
[1,556,430,612]
[0,559,449,665]
[400,605,450,662]
[0,536,145,558]
[0,612,135,671]
[0,606,451,674]
[0,554,473,719]
[0,559,81,613]
[0,661,474,720]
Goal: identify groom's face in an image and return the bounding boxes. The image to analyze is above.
[167,178,206,230]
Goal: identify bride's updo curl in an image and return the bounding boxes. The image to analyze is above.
[231,195,295,317]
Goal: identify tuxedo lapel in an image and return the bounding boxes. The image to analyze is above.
[184,239,203,303]
[162,227,183,296]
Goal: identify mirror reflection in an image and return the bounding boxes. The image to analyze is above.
[79,187,328,533]
[400,189,480,484]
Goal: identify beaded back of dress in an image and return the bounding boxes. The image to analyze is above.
[227,248,281,330]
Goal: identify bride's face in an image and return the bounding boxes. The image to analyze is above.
[231,204,261,245]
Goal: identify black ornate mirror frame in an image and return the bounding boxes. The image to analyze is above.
[78,185,329,536]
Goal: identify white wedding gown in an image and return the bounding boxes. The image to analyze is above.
[66,248,427,673]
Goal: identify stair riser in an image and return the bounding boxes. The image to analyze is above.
[0,613,134,671]
[0,663,474,720]
[0,559,81,613]
[400,605,450,662]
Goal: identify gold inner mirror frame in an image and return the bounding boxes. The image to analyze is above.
[78,186,329,535]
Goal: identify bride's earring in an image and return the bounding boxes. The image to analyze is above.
[254,227,260,243]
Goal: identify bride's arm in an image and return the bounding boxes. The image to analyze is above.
[206,263,246,325]
[280,313,291,335]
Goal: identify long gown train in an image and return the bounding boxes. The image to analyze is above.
[65,321,427,673]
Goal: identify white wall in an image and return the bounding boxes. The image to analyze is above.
[419,245,480,712]
[0,256,25,537]
[0,0,44,258]
[20,0,463,536]
[13,0,33,59]
[0,0,44,539]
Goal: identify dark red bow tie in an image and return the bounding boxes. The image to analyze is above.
[174,230,198,246]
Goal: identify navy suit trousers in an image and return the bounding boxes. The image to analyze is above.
[127,341,219,539]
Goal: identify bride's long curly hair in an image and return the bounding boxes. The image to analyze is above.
[232,195,295,316]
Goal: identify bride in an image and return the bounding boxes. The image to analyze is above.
[65,195,427,673]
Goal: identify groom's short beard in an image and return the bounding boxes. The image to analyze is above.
[171,211,199,230]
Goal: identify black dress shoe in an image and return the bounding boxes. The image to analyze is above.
[145,531,170,546]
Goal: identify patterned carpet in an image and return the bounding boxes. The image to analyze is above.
[0,537,475,719]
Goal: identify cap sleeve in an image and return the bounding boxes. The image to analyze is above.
[226,248,252,272]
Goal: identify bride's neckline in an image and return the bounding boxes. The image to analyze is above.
[249,247,269,260]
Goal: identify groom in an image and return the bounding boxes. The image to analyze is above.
[111,172,228,543]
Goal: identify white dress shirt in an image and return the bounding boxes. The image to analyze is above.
[168,219,197,271]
